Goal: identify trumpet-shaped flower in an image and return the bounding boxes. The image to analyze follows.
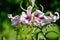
[11,15,20,25]
[8,14,20,25]
[47,12,59,22]
[40,12,59,26]
[39,15,51,26]
[8,6,59,26]
[54,12,59,20]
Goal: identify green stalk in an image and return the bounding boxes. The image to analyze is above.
[0,31,3,40]
[15,24,20,40]
[1,35,3,40]
[16,29,19,40]
[20,1,27,12]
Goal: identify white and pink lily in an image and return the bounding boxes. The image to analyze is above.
[8,14,20,25]
[8,6,59,26]
[32,10,59,26]
[47,12,59,22]
[40,12,59,26]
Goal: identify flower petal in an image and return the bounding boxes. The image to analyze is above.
[54,12,59,20]
[27,6,32,16]
[8,14,13,19]
[11,15,20,25]
[32,10,44,17]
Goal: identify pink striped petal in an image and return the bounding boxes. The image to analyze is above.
[27,6,32,16]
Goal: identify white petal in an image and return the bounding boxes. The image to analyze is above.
[8,14,13,18]
[43,16,48,19]
[41,23,46,26]
[53,16,57,22]
[32,10,44,17]
[27,6,32,16]
[25,20,29,24]
[27,6,32,10]
[36,10,44,15]
[41,21,51,26]
[22,12,27,17]
[54,12,59,20]
[20,16,25,22]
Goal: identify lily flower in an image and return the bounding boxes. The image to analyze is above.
[41,12,59,26]
[32,10,53,26]
[48,12,59,22]
[39,12,59,26]
[40,12,59,26]
[8,14,20,25]
[11,15,20,25]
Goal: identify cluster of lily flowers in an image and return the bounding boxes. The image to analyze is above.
[8,6,59,26]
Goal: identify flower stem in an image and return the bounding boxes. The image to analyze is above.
[1,36,3,40]
[34,4,38,10]
[39,4,44,12]
[16,29,19,40]
[20,1,27,12]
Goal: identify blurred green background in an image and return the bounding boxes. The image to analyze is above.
[0,0,60,40]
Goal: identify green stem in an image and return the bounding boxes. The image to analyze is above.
[20,1,27,12]
[32,27,36,40]
[1,32,3,40]
[16,29,19,40]
[39,4,44,12]
[34,4,38,10]
[1,35,3,40]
